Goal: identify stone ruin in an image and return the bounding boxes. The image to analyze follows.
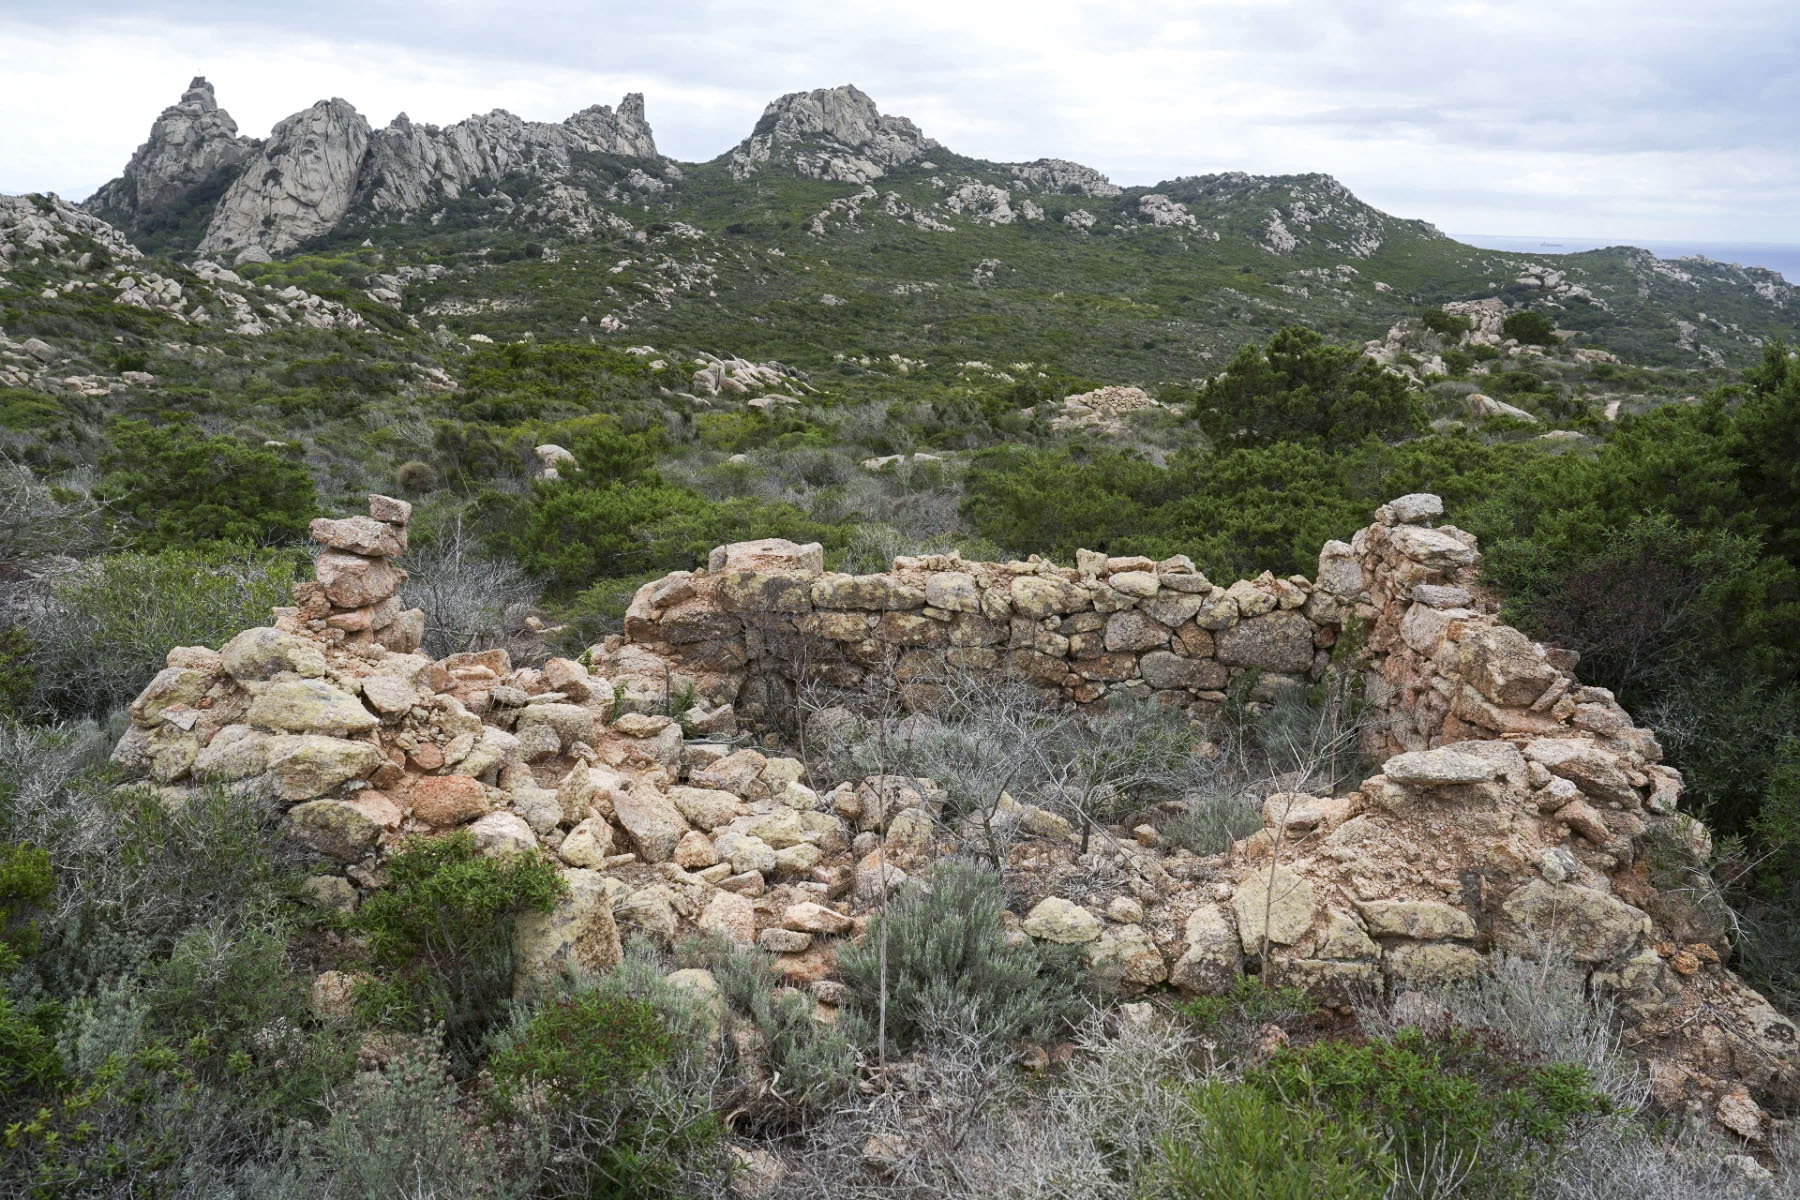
[110,493,1799,1137]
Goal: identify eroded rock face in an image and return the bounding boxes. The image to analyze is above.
[200,98,372,260]
[356,97,657,220]
[86,78,251,232]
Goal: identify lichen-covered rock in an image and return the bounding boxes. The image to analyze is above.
[221,627,326,681]
[613,786,691,862]
[1498,880,1648,963]
[283,798,381,861]
[1524,739,1639,807]
[514,703,596,751]
[698,890,756,945]
[557,817,615,867]
[1009,575,1088,617]
[264,735,384,801]
[313,550,404,609]
[246,680,379,735]
[190,724,270,781]
[1384,943,1486,986]
[128,666,210,725]
[1231,864,1317,950]
[1214,611,1314,673]
[1170,903,1243,993]
[310,514,406,557]
[1355,899,1476,940]
[1382,749,1497,787]
[1022,897,1101,943]
[1088,923,1167,989]
[668,786,749,831]
[1457,626,1557,707]
[469,810,538,857]
[514,868,621,997]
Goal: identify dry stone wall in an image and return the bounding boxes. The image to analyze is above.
[107,493,1800,1134]
[604,536,1343,726]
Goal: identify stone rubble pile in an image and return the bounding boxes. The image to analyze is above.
[1048,384,1163,435]
[110,493,1799,1131]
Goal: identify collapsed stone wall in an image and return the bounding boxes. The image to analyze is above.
[109,493,1799,1136]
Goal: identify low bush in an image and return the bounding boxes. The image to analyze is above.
[839,861,1087,1055]
[1502,309,1558,346]
[264,1034,538,1200]
[1176,976,1315,1035]
[394,458,438,494]
[1252,1027,1611,1197]
[490,990,722,1199]
[701,937,862,1116]
[10,543,302,719]
[1146,1079,1393,1200]
[351,832,565,1064]
[1421,308,1473,339]
[1191,325,1425,447]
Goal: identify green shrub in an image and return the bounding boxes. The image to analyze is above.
[144,919,353,1119]
[0,840,53,965]
[490,990,721,1199]
[1146,1079,1393,1200]
[14,781,295,997]
[394,459,438,494]
[352,832,565,1063]
[0,628,36,719]
[266,1034,537,1200]
[1421,308,1473,339]
[1191,325,1425,447]
[0,989,61,1120]
[98,418,315,549]
[839,861,1087,1054]
[700,938,861,1112]
[3,978,295,1199]
[1502,310,1557,346]
[1176,975,1315,1034]
[1252,1027,1610,1196]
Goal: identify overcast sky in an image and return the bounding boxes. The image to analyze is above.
[3,1,1795,242]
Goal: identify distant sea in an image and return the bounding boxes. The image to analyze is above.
[1453,233,1800,284]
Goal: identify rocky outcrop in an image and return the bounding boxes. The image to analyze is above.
[199,98,372,261]
[0,195,364,388]
[726,85,936,183]
[355,96,657,219]
[85,78,251,232]
[163,83,657,260]
[1007,158,1120,198]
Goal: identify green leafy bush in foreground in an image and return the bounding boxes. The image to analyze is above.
[490,990,723,1200]
[1147,1079,1392,1200]
[351,832,565,1063]
[1252,1027,1611,1198]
